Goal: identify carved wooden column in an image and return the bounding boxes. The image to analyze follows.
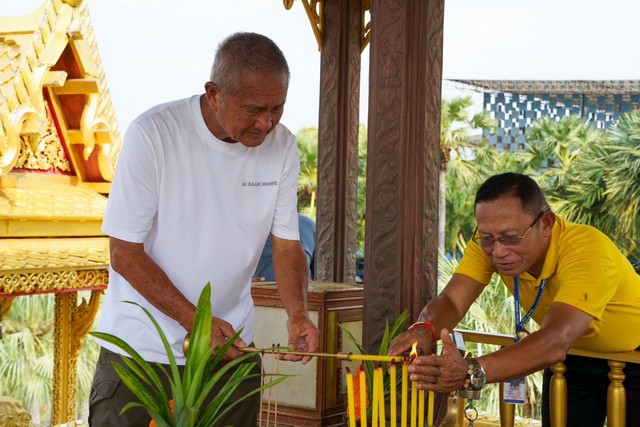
[315,0,363,284]
[363,0,444,350]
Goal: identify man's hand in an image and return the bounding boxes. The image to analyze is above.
[210,317,246,361]
[387,327,433,357]
[281,311,320,364]
[409,329,467,391]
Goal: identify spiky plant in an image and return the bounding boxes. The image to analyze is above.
[90,282,286,427]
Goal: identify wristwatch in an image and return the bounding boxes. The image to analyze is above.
[464,357,486,391]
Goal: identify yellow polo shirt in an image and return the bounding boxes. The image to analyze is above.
[456,217,640,352]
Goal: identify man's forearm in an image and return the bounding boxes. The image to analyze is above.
[110,238,196,331]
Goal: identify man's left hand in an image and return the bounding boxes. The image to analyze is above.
[282,311,320,364]
[409,328,468,391]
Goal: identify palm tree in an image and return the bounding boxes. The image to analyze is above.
[0,293,99,424]
[524,115,602,194]
[296,127,319,219]
[598,110,640,257]
[439,96,497,255]
[525,112,640,258]
[0,294,55,423]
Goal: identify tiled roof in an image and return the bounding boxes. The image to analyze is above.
[0,237,109,274]
[448,79,640,95]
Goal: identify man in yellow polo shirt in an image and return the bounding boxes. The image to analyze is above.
[389,172,640,427]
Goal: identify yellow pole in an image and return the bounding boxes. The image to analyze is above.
[360,365,367,427]
[410,380,417,427]
[390,362,397,427]
[401,362,408,427]
[418,389,425,427]
[372,365,379,427]
[427,391,435,426]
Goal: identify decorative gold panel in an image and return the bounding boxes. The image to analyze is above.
[14,103,71,172]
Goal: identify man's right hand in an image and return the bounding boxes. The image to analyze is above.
[210,317,246,361]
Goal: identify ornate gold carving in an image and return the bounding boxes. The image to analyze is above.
[0,297,14,317]
[47,269,106,424]
[14,104,71,172]
[52,289,104,424]
[285,0,324,51]
[361,0,372,52]
[0,397,34,427]
[0,269,108,295]
[76,269,110,289]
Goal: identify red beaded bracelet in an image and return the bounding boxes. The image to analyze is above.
[407,321,437,345]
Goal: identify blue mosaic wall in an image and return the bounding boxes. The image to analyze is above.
[484,92,640,150]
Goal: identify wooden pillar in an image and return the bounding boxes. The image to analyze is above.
[363,0,444,351]
[315,0,362,284]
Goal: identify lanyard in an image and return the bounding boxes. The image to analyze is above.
[513,276,547,341]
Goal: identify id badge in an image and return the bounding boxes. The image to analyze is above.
[503,378,526,404]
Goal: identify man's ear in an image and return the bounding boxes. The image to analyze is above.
[541,210,556,235]
[204,82,221,110]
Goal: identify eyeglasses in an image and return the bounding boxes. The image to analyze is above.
[472,209,547,249]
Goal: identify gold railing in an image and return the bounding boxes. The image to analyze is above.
[455,329,640,427]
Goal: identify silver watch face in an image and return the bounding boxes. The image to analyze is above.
[468,358,486,390]
[471,372,486,389]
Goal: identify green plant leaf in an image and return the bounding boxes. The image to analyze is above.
[89,331,170,413]
[91,282,289,425]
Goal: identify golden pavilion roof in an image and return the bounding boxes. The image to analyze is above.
[0,0,120,283]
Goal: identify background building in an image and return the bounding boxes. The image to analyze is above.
[448,79,640,151]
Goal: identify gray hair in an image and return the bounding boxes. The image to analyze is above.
[209,32,290,95]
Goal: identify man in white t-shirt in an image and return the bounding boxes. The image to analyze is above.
[89,32,320,427]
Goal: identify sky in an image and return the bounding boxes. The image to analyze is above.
[3,0,640,135]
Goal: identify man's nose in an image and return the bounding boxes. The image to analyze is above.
[255,111,273,132]
[491,239,511,256]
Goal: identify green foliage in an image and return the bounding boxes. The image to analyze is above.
[295,124,368,253]
[90,283,286,427]
[339,309,410,418]
[0,293,99,424]
[525,111,640,259]
[296,127,319,219]
[440,96,498,171]
[357,124,368,253]
[440,96,498,254]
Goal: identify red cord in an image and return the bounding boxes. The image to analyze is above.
[407,321,437,345]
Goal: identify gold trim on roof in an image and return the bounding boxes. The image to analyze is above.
[0,180,107,237]
[284,0,324,51]
[0,237,109,276]
[284,0,371,52]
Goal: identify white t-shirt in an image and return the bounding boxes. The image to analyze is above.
[98,95,300,364]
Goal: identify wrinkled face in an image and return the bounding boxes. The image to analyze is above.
[474,196,553,278]
[203,71,288,147]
